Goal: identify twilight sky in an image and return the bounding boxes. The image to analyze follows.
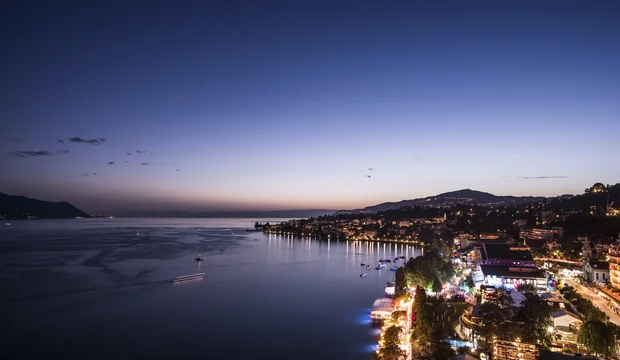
[1,0,619,214]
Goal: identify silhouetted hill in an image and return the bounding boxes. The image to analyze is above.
[335,189,546,214]
[0,192,91,219]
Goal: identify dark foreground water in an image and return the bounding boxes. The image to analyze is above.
[0,218,421,359]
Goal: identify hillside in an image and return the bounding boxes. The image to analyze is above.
[0,192,91,219]
[335,189,546,214]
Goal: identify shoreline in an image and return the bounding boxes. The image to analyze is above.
[263,230,426,246]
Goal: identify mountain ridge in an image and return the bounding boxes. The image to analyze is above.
[334,189,547,215]
[0,192,91,219]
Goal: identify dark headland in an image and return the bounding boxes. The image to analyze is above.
[0,192,91,219]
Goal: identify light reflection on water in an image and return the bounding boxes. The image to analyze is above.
[0,218,422,360]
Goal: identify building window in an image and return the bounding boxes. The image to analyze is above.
[596,273,599,280]
[603,273,606,280]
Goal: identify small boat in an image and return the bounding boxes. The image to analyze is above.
[173,273,205,284]
[360,273,367,278]
[399,256,406,259]
[390,266,398,272]
[378,263,386,269]
[375,265,382,270]
[195,254,203,262]
[360,262,366,266]
[393,258,399,262]
[4,222,10,226]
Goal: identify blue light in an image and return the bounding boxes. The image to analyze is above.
[353,308,372,325]
[369,328,382,336]
[364,344,379,352]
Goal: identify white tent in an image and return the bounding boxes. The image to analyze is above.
[370,298,394,323]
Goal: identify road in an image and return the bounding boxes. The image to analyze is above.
[563,277,620,326]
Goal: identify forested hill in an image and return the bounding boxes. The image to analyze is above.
[0,192,91,219]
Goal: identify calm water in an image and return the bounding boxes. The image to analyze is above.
[0,218,421,359]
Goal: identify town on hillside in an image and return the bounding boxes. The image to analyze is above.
[264,183,620,360]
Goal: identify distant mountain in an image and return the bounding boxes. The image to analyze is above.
[117,209,336,218]
[0,192,91,219]
[334,189,546,215]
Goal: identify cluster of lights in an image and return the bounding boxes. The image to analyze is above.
[373,297,414,360]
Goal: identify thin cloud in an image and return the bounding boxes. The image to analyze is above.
[6,137,24,143]
[81,173,89,177]
[58,140,64,143]
[141,162,148,165]
[58,150,70,154]
[127,152,132,155]
[10,150,52,157]
[136,150,141,154]
[125,160,128,163]
[69,137,106,145]
[515,176,569,180]
[92,173,97,175]
[108,161,115,165]
[150,152,153,155]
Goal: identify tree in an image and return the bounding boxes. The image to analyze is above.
[379,326,405,360]
[395,267,408,299]
[412,286,434,358]
[476,289,513,346]
[432,276,442,293]
[517,291,554,348]
[254,221,260,230]
[383,326,402,346]
[391,310,407,324]
[517,283,537,294]
[578,320,617,356]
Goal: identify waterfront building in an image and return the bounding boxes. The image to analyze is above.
[479,265,547,290]
[370,298,394,324]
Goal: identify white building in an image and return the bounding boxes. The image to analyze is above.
[584,261,610,284]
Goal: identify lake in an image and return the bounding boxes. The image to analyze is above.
[0,218,422,359]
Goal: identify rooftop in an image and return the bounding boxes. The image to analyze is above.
[371,298,394,314]
[588,261,610,270]
[481,242,534,261]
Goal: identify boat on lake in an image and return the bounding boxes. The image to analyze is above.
[360,273,367,278]
[385,282,396,297]
[173,273,205,284]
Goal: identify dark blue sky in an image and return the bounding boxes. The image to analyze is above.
[2,0,619,213]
